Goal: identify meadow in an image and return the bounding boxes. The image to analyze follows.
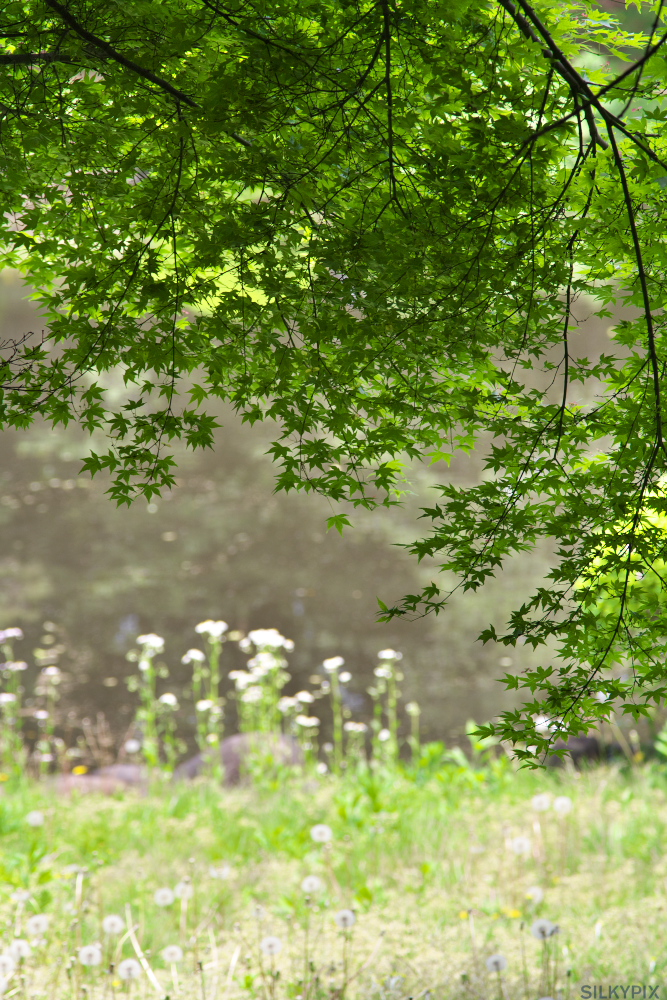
[0,625,663,1000]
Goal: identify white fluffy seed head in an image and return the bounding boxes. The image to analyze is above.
[26,914,49,936]
[154,887,175,907]
[334,909,356,929]
[0,956,15,978]
[301,875,324,894]
[25,811,44,828]
[118,958,142,980]
[260,936,282,956]
[486,954,508,972]
[102,914,125,935]
[310,824,333,843]
[162,945,184,964]
[9,939,31,960]
[174,880,194,900]
[78,944,103,966]
[531,919,557,940]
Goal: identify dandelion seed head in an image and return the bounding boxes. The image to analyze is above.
[162,945,184,963]
[485,954,508,972]
[553,795,573,816]
[260,936,282,956]
[78,944,103,966]
[209,864,232,880]
[0,955,15,977]
[26,811,44,828]
[334,909,356,929]
[531,793,552,812]
[10,889,31,903]
[531,918,557,940]
[310,824,333,843]
[525,886,544,906]
[118,958,142,980]
[154,887,175,907]
[301,875,324,894]
[26,914,49,936]
[316,762,328,774]
[510,836,531,856]
[102,914,125,935]
[9,939,30,960]
[174,880,194,900]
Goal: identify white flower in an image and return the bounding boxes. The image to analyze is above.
[378,728,391,742]
[344,721,367,733]
[195,620,228,639]
[26,914,49,936]
[594,690,609,703]
[196,699,214,712]
[41,666,61,678]
[310,824,333,843]
[553,795,572,816]
[249,652,280,674]
[158,693,178,708]
[136,633,165,654]
[241,686,264,704]
[531,793,552,812]
[174,880,194,900]
[0,955,15,977]
[247,628,289,650]
[295,690,314,704]
[34,710,49,721]
[531,918,558,940]
[0,628,23,641]
[154,887,175,906]
[377,649,402,660]
[339,671,352,683]
[26,811,44,828]
[78,944,103,966]
[316,762,328,774]
[118,958,142,980]
[485,954,507,972]
[374,665,392,679]
[301,875,324,894]
[323,656,344,673]
[238,637,253,653]
[162,945,183,963]
[10,890,30,903]
[0,694,16,705]
[525,886,544,906]
[510,836,531,856]
[102,914,125,935]
[124,738,141,754]
[334,909,356,929]
[209,864,232,880]
[296,715,319,728]
[405,701,420,716]
[181,648,206,664]
[278,696,297,713]
[8,939,30,960]
[5,661,27,672]
[260,936,282,956]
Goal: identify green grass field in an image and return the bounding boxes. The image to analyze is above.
[0,756,663,1000]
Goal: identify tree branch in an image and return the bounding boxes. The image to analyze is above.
[42,0,200,108]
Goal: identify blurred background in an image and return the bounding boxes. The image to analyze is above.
[0,255,630,754]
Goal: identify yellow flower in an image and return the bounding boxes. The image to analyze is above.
[72,766,88,775]
[458,910,470,920]
[0,774,8,782]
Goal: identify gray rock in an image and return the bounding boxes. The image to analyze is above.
[173,732,303,784]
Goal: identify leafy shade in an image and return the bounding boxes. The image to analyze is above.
[2,0,667,752]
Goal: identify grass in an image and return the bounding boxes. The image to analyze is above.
[0,756,663,999]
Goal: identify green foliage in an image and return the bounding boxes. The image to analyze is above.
[2,0,667,749]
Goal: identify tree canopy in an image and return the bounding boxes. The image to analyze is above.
[2,0,667,756]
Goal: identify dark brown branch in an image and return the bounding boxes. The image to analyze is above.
[42,0,200,108]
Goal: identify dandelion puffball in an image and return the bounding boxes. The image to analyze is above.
[154,887,175,906]
[209,864,232,880]
[485,954,508,972]
[174,880,194,900]
[26,914,49,936]
[301,875,324,894]
[334,909,356,929]
[11,889,31,903]
[531,793,552,812]
[260,936,282,956]
[8,940,30,960]
[124,738,141,754]
[525,886,544,906]
[0,956,15,978]
[310,824,333,843]
[553,795,573,816]
[118,958,142,980]
[26,811,44,828]
[162,945,184,963]
[510,836,531,856]
[102,914,125,935]
[531,918,558,940]
[78,944,103,966]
